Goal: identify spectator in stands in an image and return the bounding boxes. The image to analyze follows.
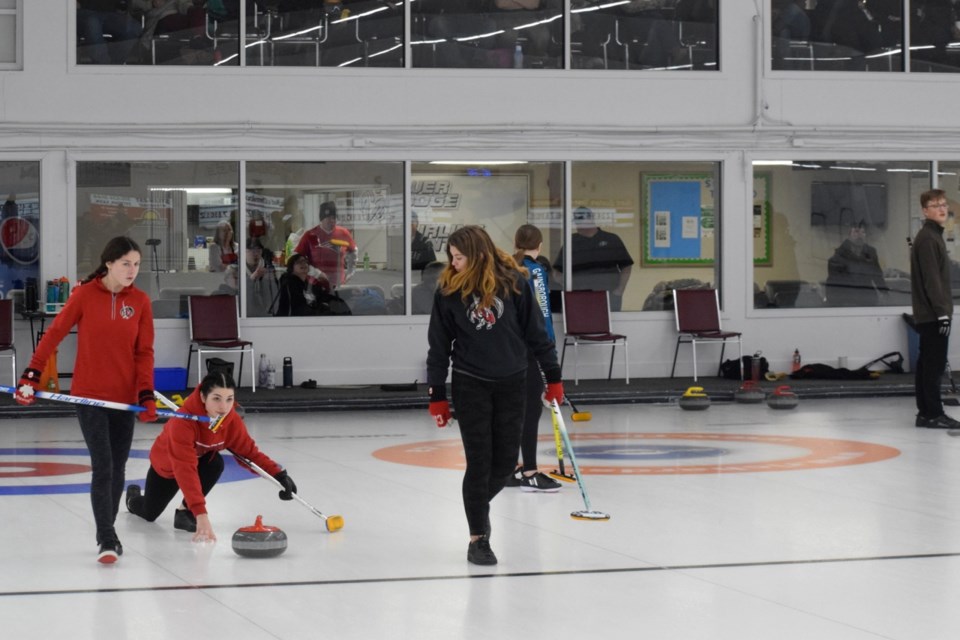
[824,220,888,306]
[410,211,437,273]
[77,0,144,64]
[208,219,239,272]
[294,202,358,288]
[554,206,634,311]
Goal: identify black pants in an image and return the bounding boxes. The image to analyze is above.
[519,354,544,472]
[76,405,135,546]
[915,320,949,419]
[128,453,224,521]
[452,370,525,536]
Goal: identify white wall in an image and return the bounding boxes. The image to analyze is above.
[6,3,957,385]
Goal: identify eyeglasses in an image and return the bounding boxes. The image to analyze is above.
[926,202,949,209]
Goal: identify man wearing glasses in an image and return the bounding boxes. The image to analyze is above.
[911,189,959,429]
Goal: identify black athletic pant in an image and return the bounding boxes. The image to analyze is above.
[915,320,949,419]
[76,405,135,546]
[452,369,526,537]
[128,453,224,521]
[519,354,544,473]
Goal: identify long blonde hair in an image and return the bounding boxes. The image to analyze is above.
[439,226,524,310]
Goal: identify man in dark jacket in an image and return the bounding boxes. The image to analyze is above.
[825,220,888,306]
[77,0,143,64]
[911,189,959,429]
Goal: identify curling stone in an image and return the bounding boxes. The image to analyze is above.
[232,515,288,558]
[679,386,711,411]
[734,380,765,404]
[766,385,799,410]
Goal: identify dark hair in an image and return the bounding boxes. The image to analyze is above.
[286,252,308,271]
[200,371,237,396]
[319,201,337,219]
[82,236,141,284]
[513,224,543,265]
[921,189,947,208]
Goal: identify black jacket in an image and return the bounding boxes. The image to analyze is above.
[911,219,953,323]
[426,272,560,394]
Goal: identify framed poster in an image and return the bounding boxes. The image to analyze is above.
[753,172,772,266]
[641,173,715,266]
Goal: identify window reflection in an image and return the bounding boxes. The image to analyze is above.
[571,162,719,312]
[412,0,563,69]
[75,162,240,318]
[752,160,927,309]
[410,161,563,314]
[572,0,718,71]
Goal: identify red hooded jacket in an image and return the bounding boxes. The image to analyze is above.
[149,387,282,517]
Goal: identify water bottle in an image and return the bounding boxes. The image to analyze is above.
[792,348,801,372]
[258,354,269,387]
[751,351,762,382]
[362,252,370,271]
[24,278,38,311]
[513,43,523,69]
[266,361,276,389]
[283,357,293,388]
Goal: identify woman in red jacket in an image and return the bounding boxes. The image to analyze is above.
[125,371,297,543]
[15,236,156,564]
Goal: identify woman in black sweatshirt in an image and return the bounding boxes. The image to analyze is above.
[426,225,564,566]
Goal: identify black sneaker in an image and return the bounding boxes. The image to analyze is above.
[926,414,960,429]
[519,472,562,493]
[174,508,197,532]
[916,415,930,428]
[97,539,122,564]
[467,536,497,566]
[125,484,141,513]
[504,468,522,487]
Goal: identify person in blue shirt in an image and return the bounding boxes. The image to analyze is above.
[506,224,562,492]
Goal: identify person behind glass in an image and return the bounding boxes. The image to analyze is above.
[77,0,144,65]
[208,219,239,272]
[505,224,562,493]
[771,0,812,68]
[15,236,156,564]
[426,225,564,565]
[274,252,333,316]
[554,206,634,311]
[294,201,358,288]
[911,189,960,430]
[410,211,437,273]
[245,237,279,316]
[126,372,297,543]
[412,260,444,315]
[824,220,888,306]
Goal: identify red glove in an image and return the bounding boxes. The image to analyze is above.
[138,399,158,423]
[429,400,451,428]
[544,382,564,406]
[14,368,42,406]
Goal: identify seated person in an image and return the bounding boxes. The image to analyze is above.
[824,221,888,306]
[78,0,144,64]
[412,260,444,315]
[274,253,346,316]
[245,237,278,317]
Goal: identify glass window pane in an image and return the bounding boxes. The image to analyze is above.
[0,1,16,10]
[0,162,41,309]
[246,161,404,317]
[269,0,403,67]
[571,162,719,313]
[909,0,958,72]
[410,161,563,315]
[791,0,903,71]
[77,1,146,65]
[0,15,15,64]
[75,162,240,318]
[573,1,718,71]
[752,160,927,310]
[412,0,562,69]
